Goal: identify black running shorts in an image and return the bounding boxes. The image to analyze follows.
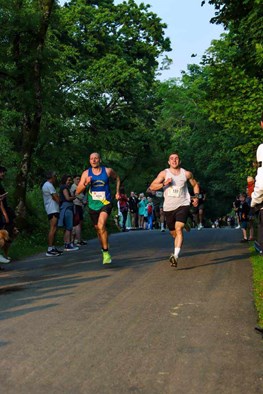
[164,205,190,231]
[89,203,113,225]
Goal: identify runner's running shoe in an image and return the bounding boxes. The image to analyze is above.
[102,251,112,264]
[169,254,178,268]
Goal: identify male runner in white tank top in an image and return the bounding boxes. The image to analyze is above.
[149,152,199,268]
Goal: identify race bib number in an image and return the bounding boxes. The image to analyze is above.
[167,186,182,198]
[91,191,106,201]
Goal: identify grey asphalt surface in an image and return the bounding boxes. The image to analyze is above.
[0,227,262,394]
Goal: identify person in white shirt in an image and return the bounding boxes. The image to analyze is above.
[42,172,63,257]
[251,114,263,253]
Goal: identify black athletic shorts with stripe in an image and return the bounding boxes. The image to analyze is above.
[164,205,190,231]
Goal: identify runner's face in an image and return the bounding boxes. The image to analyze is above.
[90,154,100,168]
[168,154,180,169]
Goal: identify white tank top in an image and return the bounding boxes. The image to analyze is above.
[163,168,191,211]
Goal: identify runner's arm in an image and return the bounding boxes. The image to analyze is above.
[76,171,92,194]
[149,171,171,190]
[187,171,199,195]
[107,168,120,199]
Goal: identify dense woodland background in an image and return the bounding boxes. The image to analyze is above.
[0,0,262,231]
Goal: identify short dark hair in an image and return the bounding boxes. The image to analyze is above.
[240,192,247,198]
[168,151,180,160]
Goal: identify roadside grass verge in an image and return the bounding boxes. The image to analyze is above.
[250,246,263,328]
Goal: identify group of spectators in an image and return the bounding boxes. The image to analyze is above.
[232,190,254,242]
[116,189,165,232]
[42,172,87,257]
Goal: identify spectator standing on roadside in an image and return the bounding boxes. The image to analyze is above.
[233,195,241,229]
[58,174,79,252]
[42,171,63,257]
[118,187,129,232]
[147,188,165,232]
[146,197,154,230]
[251,113,263,253]
[129,191,139,229]
[138,193,147,229]
[70,175,87,246]
[196,183,206,230]
[238,192,250,242]
[0,166,13,264]
[246,176,255,241]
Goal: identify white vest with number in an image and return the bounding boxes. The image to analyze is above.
[163,168,190,211]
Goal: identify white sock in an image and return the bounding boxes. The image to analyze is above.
[48,246,53,251]
[161,223,164,230]
[174,247,180,258]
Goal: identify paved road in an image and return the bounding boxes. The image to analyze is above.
[0,228,262,394]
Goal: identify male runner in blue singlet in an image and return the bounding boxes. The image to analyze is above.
[149,152,199,268]
[77,153,120,264]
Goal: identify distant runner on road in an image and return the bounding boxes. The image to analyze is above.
[149,152,199,268]
[77,152,120,265]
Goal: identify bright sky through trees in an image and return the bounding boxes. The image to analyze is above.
[59,0,223,80]
[115,0,224,80]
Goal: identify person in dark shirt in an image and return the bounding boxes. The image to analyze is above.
[233,195,241,229]
[238,192,250,242]
[0,166,17,264]
[190,183,206,230]
[118,187,129,232]
[196,184,206,230]
[128,191,139,229]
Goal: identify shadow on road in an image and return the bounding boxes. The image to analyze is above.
[178,253,249,270]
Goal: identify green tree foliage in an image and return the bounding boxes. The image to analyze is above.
[202,35,263,175]
[153,21,262,216]
[0,0,171,225]
[0,0,56,221]
[203,0,263,77]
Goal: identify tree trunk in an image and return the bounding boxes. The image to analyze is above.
[15,0,55,223]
